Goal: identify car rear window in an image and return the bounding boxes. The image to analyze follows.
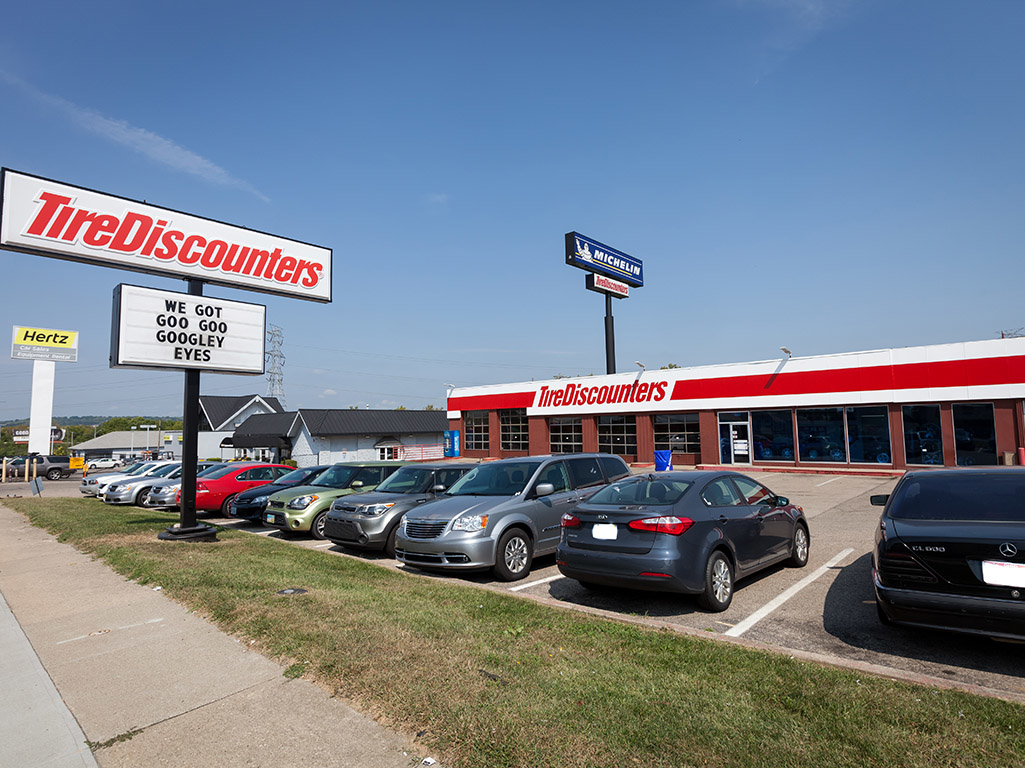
[588,478,691,506]
[888,472,1025,521]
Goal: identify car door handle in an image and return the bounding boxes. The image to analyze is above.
[718,516,728,524]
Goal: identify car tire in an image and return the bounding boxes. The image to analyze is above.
[46,468,62,481]
[136,487,152,507]
[697,551,734,612]
[89,463,97,470]
[220,494,237,516]
[492,528,532,581]
[384,523,399,558]
[311,511,328,540]
[788,524,810,568]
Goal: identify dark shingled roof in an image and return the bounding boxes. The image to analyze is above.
[299,409,448,437]
[232,412,300,448]
[199,395,283,431]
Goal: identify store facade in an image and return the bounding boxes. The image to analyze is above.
[446,338,1025,471]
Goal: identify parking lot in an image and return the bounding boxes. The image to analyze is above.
[19,470,1025,701]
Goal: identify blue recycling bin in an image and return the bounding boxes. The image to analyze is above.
[654,450,673,472]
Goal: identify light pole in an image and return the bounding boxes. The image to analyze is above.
[130,426,137,458]
[140,424,157,458]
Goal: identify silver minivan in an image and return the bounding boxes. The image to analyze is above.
[394,453,631,581]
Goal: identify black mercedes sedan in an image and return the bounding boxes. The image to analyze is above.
[557,471,809,612]
[872,468,1025,641]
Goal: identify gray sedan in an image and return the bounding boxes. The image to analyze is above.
[556,471,810,611]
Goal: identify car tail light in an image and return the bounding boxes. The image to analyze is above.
[628,516,693,536]
[196,482,208,493]
[561,512,581,528]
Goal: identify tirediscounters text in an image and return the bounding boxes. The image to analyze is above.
[1,170,332,303]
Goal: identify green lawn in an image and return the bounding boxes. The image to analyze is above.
[7,497,1023,768]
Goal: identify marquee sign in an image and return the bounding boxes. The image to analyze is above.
[1,169,332,303]
[585,273,630,298]
[565,231,643,288]
[12,325,79,362]
[111,284,265,375]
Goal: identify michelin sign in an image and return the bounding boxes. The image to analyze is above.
[565,232,643,288]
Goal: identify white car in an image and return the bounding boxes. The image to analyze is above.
[79,461,177,497]
[87,457,122,470]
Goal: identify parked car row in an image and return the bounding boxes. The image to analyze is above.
[73,451,815,614]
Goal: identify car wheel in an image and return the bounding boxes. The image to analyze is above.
[788,524,810,567]
[136,487,152,507]
[697,551,733,612]
[311,511,328,540]
[384,523,399,558]
[220,494,237,516]
[46,468,62,481]
[492,528,533,581]
[89,463,97,470]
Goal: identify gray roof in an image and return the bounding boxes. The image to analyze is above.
[71,430,175,452]
[232,412,300,448]
[298,409,448,437]
[199,395,283,431]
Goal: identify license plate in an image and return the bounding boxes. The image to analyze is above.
[592,523,618,540]
[265,513,275,524]
[982,560,1025,588]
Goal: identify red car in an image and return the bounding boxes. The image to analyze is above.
[177,463,294,514]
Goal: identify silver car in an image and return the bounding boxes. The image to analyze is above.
[143,462,228,509]
[104,463,182,506]
[79,462,151,496]
[394,454,631,581]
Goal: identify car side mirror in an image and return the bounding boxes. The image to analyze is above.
[870,494,889,506]
[432,484,446,493]
[351,480,364,488]
[775,496,789,507]
[535,482,555,498]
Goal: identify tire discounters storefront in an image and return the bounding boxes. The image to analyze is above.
[446,338,1025,471]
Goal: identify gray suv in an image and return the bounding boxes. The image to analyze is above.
[395,453,631,581]
[6,454,77,481]
[323,462,475,556]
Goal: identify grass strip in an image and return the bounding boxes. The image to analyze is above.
[8,497,1025,768]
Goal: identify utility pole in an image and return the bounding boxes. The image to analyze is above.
[266,324,286,408]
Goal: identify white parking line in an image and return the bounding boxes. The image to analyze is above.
[724,548,854,637]
[509,574,562,592]
[815,477,840,487]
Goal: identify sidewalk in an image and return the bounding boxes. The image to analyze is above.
[0,495,422,768]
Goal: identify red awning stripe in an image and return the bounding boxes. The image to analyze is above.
[448,391,537,412]
[669,355,1025,401]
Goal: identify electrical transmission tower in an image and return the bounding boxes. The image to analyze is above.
[266,324,286,408]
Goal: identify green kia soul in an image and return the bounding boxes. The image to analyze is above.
[263,462,408,538]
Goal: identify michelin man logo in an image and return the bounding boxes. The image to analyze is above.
[576,239,593,262]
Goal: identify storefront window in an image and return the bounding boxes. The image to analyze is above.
[598,415,637,456]
[953,403,997,466]
[846,406,892,464]
[653,413,700,453]
[549,417,583,453]
[751,410,794,461]
[499,409,528,451]
[464,411,489,452]
[902,405,943,466]
[797,408,846,462]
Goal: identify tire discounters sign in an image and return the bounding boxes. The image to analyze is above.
[111,284,265,375]
[12,325,79,362]
[1,169,332,303]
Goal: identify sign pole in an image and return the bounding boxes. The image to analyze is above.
[158,279,216,541]
[604,293,616,375]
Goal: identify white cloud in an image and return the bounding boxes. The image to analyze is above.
[1,71,269,202]
[425,193,449,205]
[320,388,337,397]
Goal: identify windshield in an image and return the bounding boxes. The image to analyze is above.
[198,464,226,476]
[130,463,159,475]
[276,466,325,487]
[311,465,359,488]
[588,477,692,506]
[447,461,541,497]
[203,465,244,480]
[118,462,145,474]
[889,472,1025,522]
[150,464,181,478]
[375,466,437,494]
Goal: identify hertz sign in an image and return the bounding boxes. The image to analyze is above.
[11,325,79,362]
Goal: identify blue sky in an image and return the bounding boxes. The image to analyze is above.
[1,0,1022,421]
